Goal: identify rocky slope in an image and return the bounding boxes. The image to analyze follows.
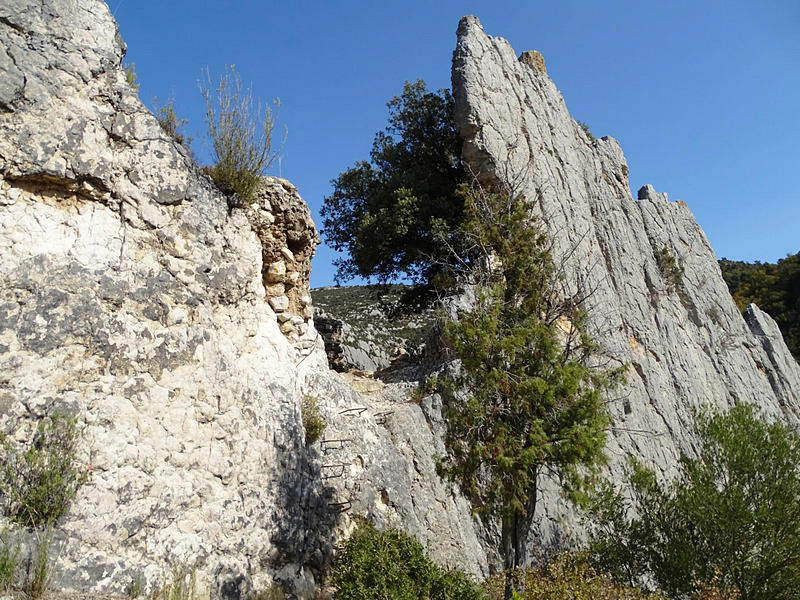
[452,15,800,550]
[312,285,437,372]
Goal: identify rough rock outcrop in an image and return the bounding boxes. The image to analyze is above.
[452,15,800,551]
[3,2,799,595]
[311,285,436,373]
[0,2,489,596]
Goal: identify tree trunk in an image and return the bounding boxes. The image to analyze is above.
[502,475,539,600]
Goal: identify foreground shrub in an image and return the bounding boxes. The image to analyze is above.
[331,522,484,600]
[0,413,87,527]
[200,65,283,205]
[484,553,665,600]
[586,403,800,599]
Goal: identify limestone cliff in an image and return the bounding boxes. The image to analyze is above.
[2,2,799,597]
[0,1,488,597]
[452,15,800,550]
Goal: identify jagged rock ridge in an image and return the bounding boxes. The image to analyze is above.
[452,14,800,550]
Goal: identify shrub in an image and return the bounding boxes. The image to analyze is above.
[586,404,800,599]
[577,120,596,142]
[0,529,20,592]
[154,97,192,148]
[200,65,284,205]
[483,553,666,600]
[654,246,684,291]
[331,523,484,600]
[301,395,325,445]
[26,529,51,599]
[0,412,87,528]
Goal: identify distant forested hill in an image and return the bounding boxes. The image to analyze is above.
[720,252,800,360]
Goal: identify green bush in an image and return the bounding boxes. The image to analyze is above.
[0,413,87,528]
[200,65,283,205]
[654,246,684,291]
[331,522,484,600]
[301,395,325,445]
[586,403,800,599]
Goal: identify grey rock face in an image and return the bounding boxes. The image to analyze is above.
[452,15,800,553]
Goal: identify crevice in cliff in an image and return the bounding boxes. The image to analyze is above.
[5,172,113,205]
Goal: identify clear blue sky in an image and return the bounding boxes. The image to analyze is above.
[113,0,799,288]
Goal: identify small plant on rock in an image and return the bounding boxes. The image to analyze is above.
[577,120,596,142]
[301,395,325,445]
[124,62,139,91]
[654,246,684,292]
[26,528,52,600]
[200,65,284,205]
[154,97,192,148]
[0,528,20,592]
[0,412,87,528]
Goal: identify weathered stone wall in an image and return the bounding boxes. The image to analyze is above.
[452,15,800,553]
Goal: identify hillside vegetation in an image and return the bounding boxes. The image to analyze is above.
[719,253,800,359]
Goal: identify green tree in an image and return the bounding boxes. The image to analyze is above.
[321,80,464,283]
[587,403,800,600]
[331,522,484,600]
[436,185,619,598]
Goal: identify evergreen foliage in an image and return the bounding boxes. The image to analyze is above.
[331,522,484,600]
[586,403,800,600]
[321,80,464,283]
[436,185,620,595]
[719,252,800,359]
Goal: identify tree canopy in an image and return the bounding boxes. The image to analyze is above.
[719,252,800,360]
[321,80,465,283]
[587,403,800,600]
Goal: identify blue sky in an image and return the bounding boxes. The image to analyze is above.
[113,0,799,288]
